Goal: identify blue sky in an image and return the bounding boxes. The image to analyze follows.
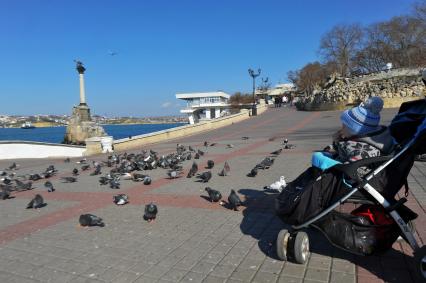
[0,0,417,117]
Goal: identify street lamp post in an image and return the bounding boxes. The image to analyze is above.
[248,68,261,116]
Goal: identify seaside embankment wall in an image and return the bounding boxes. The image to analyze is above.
[0,141,85,160]
[0,104,267,159]
[109,103,268,153]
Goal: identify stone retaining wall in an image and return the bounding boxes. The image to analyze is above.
[297,68,425,111]
[298,96,422,111]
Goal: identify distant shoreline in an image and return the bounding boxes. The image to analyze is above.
[101,122,187,126]
[1,122,187,129]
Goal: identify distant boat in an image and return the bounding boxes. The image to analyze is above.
[21,122,36,129]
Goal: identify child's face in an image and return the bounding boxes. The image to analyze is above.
[340,125,352,138]
[333,125,352,141]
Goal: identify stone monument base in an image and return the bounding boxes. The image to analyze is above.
[63,104,107,145]
[74,103,91,121]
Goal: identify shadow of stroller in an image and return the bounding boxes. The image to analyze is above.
[238,188,288,260]
[238,188,419,282]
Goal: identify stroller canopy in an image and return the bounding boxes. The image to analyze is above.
[389,98,426,154]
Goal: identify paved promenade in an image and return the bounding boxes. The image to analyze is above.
[0,106,424,283]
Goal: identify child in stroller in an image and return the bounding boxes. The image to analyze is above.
[311,96,394,173]
[275,90,426,280]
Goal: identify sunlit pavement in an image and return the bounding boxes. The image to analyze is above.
[0,105,423,283]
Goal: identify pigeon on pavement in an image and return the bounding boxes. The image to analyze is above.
[81,164,90,171]
[79,214,105,227]
[196,171,212,183]
[143,176,152,185]
[26,194,45,209]
[205,187,222,202]
[218,161,231,176]
[247,167,258,177]
[109,177,120,189]
[167,170,182,179]
[264,176,287,192]
[206,160,214,169]
[44,181,55,192]
[61,177,77,183]
[15,179,33,191]
[228,190,243,211]
[0,185,11,200]
[270,148,282,155]
[90,165,102,176]
[144,203,158,222]
[8,162,19,170]
[187,162,198,178]
[113,194,129,205]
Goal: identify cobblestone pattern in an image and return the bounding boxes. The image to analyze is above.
[0,107,423,282]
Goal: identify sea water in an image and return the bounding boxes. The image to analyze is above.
[0,123,185,144]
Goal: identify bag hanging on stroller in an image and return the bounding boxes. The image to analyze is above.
[313,204,417,256]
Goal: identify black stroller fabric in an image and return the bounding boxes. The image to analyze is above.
[275,167,350,225]
[390,98,426,154]
[276,153,415,225]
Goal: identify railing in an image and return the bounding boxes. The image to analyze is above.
[186,102,229,108]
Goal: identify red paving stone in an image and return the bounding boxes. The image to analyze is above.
[0,108,424,283]
[0,111,318,244]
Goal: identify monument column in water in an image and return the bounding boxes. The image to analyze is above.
[76,61,87,105]
[63,61,106,145]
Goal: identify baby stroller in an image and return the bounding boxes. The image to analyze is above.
[275,98,426,280]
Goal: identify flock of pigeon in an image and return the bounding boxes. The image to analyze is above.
[0,137,294,227]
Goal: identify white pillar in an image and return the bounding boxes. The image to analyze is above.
[205,108,211,119]
[188,115,195,125]
[215,108,221,118]
[79,73,86,104]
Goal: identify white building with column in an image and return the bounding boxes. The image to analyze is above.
[176,91,231,124]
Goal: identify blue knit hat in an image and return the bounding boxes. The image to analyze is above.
[340,96,384,136]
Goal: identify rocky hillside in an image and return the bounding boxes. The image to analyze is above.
[298,68,425,108]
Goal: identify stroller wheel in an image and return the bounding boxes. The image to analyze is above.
[293,232,310,264]
[277,229,290,261]
[414,245,426,281]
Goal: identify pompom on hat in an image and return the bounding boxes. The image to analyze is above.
[340,96,384,136]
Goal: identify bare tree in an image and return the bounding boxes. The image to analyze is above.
[229,92,254,106]
[374,15,426,68]
[257,77,271,98]
[319,24,363,76]
[287,70,300,86]
[353,24,390,73]
[413,0,426,24]
[288,62,331,95]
